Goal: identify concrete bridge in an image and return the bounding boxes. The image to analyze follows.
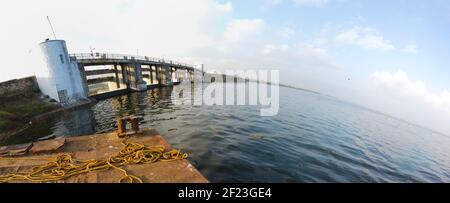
[70,53,196,98]
[38,40,199,105]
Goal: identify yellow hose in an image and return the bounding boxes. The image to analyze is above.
[0,140,188,183]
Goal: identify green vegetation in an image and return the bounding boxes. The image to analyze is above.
[0,118,54,146]
[0,89,57,133]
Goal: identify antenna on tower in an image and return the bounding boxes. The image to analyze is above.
[46,16,57,39]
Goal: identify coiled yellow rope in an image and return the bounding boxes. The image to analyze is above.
[0,140,188,183]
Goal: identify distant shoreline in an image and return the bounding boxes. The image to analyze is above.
[203,73,321,95]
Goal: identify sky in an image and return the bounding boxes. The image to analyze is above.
[0,0,449,134]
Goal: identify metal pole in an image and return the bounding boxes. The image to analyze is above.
[46,16,57,39]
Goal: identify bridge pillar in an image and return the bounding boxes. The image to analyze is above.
[120,63,130,89]
[164,63,173,86]
[133,62,147,91]
[189,70,194,83]
[149,65,154,84]
[118,63,146,91]
[113,64,120,88]
[78,64,89,97]
[172,67,179,82]
[156,66,162,84]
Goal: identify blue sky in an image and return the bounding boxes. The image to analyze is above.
[228,0,450,91]
[0,0,449,134]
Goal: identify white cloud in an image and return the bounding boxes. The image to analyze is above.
[265,0,283,6]
[187,17,271,68]
[336,26,395,51]
[312,38,328,47]
[296,44,329,58]
[267,0,329,7]
[279,27,296,38]
[222,19,265,44]
[215,1,233,13]
[402,44,418,54]
[293,0,328,7]
[372,70,450,114]
[209,18,265,53]
[262,44,289,54]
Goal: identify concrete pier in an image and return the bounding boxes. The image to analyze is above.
[0,128,208,183]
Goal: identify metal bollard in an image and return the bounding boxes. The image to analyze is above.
[117,118,126,135]
[130,117,139,132]
[116,116,140,138]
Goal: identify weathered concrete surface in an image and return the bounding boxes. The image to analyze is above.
[0,129,208,183]
[29,138,66,154]
[0,143,33,157]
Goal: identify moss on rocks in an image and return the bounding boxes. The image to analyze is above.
[0,89,58,133]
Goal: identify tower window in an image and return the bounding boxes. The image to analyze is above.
[59,54,65,64]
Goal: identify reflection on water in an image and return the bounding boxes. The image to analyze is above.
[1,82,450,183]
[0,107,95,145]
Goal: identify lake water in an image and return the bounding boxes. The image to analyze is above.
[2,82,450,182]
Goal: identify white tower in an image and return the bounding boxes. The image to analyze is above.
[38,39,87,105]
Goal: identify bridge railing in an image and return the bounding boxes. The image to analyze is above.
[69,53,193,68]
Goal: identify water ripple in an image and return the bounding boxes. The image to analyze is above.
[3,84,450,182]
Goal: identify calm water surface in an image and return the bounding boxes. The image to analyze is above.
[2,83,450,182]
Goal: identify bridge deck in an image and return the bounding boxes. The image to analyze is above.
[70,53,195,70]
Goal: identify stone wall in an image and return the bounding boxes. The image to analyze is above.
[0,76,39,96]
